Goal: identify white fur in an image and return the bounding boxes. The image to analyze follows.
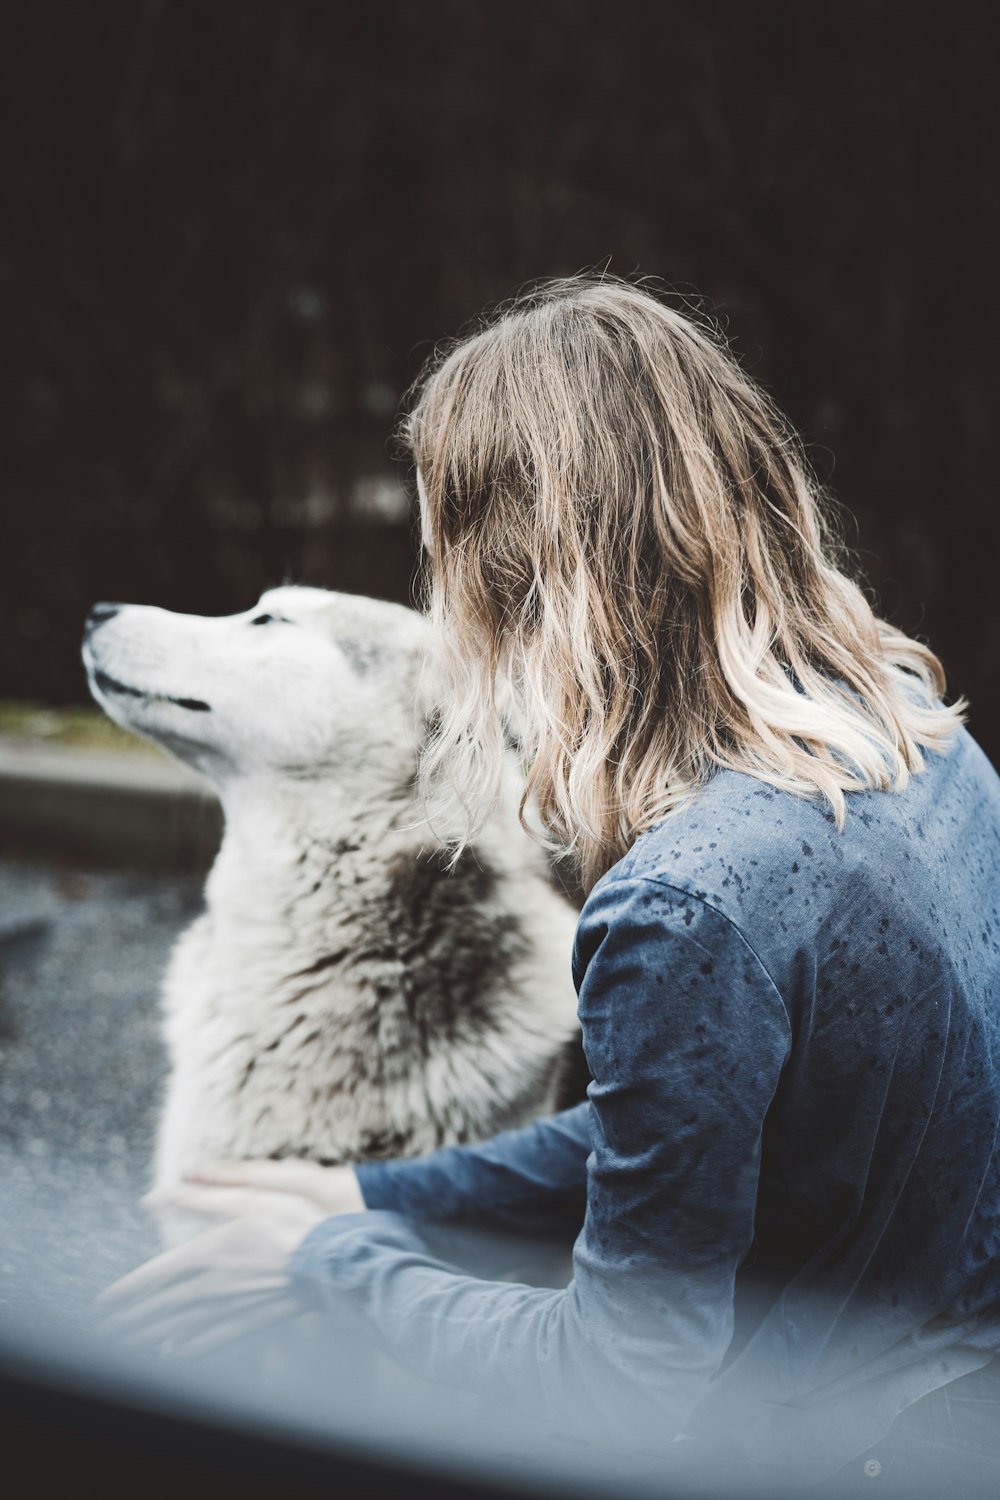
[83,587,580,1205]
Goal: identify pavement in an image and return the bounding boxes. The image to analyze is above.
[0,852,203,1334]
[0,735,222,871]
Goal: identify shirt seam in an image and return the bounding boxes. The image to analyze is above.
[598,872,793,1040]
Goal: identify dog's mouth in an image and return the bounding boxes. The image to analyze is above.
[91,666,211,714]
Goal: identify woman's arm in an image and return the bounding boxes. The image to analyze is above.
[353,1101,591,1236]
[289,877,792,1448]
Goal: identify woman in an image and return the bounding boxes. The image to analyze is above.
[105,278,1000,1490]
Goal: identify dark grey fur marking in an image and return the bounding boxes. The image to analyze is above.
[339,638,386,675]
[288,948,351,979]
[378,845,532,1045]
[262,1014,307,1051]
[246,842,538,1156]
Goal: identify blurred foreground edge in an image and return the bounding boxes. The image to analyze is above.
[0,1341,574,1500]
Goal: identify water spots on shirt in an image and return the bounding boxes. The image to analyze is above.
[601,726,1000,1360]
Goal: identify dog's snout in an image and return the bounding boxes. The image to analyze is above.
[85,602,123,636]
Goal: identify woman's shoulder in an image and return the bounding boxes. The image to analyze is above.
[600,766,849,898]
[613,716,997,899]
[582,727,999,1007]
[581,770,843,967]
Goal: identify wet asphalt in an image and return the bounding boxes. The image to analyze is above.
[0,853,203,1332]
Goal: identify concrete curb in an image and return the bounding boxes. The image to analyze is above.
[0,738,222,871]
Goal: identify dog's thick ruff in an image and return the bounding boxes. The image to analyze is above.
[83,587,579,1196]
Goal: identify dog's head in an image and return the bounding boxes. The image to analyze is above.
[81,586,435,789]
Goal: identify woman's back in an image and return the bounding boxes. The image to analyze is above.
[589,712,1000,1459]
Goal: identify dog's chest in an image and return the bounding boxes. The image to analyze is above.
[158,910,428,1167]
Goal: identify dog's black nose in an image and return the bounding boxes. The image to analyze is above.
[85,602,122,636]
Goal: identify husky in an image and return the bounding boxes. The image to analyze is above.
[82,587,580,1203]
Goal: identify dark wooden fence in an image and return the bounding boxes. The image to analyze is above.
[2,0,996,761]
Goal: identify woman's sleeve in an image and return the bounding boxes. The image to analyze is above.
[289,877,791,1448]
[353,1103,592,1238]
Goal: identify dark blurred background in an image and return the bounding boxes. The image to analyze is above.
[1,0,996,759]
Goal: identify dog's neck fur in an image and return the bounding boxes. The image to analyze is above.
[199,767,445,980]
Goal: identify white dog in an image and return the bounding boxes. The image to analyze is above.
[82,587,580,1207]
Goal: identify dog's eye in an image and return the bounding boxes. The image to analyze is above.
[251,613,284,626]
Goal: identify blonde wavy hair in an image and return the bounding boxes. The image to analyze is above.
[400,276,967,891]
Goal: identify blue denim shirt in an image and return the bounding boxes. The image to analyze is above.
[290,712,1000,1472]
